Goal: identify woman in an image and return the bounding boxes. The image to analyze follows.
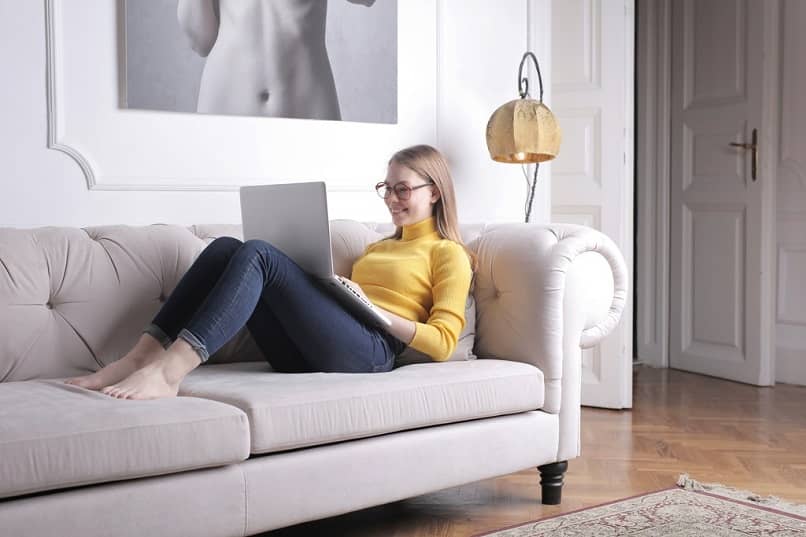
[65,145,474,400]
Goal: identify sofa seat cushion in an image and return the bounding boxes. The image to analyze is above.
[179,359,543,454]
[0,380,250,499]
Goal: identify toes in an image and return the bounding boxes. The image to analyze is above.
[122,386,140,399]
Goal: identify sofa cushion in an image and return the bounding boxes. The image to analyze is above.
[0,380,250,499]
[179,359,543,454]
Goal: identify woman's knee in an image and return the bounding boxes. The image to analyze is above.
[211,236,243,249]
[240,239,280,259]
[235,239,284,272]
[203,236,243,261]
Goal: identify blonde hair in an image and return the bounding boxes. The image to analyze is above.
[384,145,477,271]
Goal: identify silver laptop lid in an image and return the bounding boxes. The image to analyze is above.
[239,182,333,279]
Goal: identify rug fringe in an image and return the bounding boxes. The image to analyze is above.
[677,473,806,517]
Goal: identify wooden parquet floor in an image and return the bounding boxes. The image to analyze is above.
[259,366,806,537]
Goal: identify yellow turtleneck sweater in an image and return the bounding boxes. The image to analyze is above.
[350,217,472,361]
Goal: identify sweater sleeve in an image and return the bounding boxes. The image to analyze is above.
[408,241,473,361]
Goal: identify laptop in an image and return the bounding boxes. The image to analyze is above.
[239,182,392,328]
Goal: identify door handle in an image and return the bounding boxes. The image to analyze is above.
[729,128,758,181]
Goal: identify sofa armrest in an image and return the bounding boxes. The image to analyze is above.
[468,223,628,460]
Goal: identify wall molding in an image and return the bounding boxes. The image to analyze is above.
[45,0,96,189]
[44,0,436,193]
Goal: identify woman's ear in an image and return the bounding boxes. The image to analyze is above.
[430,187,441,204]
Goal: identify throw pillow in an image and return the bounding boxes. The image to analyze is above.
[393,292,477,367]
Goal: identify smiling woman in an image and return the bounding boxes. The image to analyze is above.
[124,0,398,122]
[347,145,477,358]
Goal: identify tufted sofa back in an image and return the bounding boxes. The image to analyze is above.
[0,225,205,382]
[0,221,603,414]
[0,222,491,382]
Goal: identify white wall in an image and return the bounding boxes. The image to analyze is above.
[438,0,552,224]
[776,0,806,385]
[0,1,548,229]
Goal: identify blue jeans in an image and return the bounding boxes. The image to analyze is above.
[144,237,405,373]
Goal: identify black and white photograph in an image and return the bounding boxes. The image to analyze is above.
[124,0,398,123]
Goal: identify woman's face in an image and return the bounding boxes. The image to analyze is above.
[383,162,440,227]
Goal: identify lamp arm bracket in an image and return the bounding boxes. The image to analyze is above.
[517,51,544,101]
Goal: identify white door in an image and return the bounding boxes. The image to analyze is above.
[669,0,776,385]
[551,0,634,408]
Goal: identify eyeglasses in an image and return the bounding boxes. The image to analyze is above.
[375,181,434,200]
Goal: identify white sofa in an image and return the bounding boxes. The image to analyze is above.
[0,220,627,537]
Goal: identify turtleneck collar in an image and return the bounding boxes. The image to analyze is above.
[401,216,438,241]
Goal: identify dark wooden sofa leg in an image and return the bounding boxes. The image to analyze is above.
[537,461,568,505]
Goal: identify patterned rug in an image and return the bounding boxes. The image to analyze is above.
[475,475,806,536]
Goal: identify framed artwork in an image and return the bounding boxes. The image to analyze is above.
[45,0,434,191]
[123,0,398,124]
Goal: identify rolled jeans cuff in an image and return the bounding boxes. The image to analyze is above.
[177,328,211,363]
[143,323,173,350]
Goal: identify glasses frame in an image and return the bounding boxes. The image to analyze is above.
[375,181,435,201]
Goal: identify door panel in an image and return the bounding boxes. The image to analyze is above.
[552,0,634,408]
[686,0,746,107]
[670,0,772,385]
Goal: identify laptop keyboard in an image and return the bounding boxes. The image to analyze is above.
[338,277,374,308]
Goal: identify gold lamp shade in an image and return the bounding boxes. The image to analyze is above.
[486,98,562,164]
[486,51,560,223]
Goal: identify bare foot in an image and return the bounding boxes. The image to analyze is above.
[65,334,166,390]
[101,362,180,400]
[101,339,201,400]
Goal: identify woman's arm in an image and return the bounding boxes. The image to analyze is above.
[177,0,220,57]
[406,242,472,361]
[376,308,416,344]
